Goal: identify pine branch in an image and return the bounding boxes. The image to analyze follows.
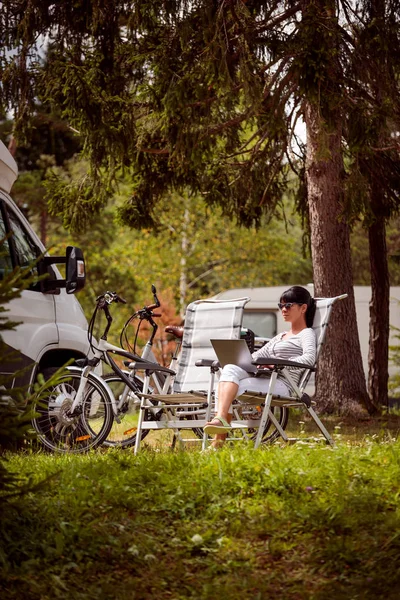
[255,3,302,33]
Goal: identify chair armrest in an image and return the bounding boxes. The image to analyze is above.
[252,357,316,372]
[127,360,176,375]
[195,359,221,368]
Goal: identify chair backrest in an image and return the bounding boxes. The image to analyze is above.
[173,297,250,393]
[298,294,348,390]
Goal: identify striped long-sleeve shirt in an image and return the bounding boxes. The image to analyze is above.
[252,328,317,387]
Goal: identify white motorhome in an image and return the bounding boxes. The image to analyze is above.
[0,139,90,388]
[213,285,400,381]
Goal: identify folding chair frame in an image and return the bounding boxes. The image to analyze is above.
[132,297,250,453]
[226,294,349,448]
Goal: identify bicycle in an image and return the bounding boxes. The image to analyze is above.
[32,288,173,453]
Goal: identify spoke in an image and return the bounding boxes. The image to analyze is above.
[60,382,76,397]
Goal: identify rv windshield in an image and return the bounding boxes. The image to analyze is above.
[242,311,277,339]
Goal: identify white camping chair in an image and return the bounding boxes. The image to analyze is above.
[131,297,250,453]
[229,294,348,448]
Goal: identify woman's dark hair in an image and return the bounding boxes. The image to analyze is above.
[280,286,316,328]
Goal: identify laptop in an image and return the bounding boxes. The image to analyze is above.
[210,339,257,374]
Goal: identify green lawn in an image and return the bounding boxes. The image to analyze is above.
[1,416,400,599]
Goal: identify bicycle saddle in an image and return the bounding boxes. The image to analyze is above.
[165,325,184,339]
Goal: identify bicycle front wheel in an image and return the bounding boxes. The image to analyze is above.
[32,369,114,453]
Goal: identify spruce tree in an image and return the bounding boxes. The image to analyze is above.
[2,1,399,413]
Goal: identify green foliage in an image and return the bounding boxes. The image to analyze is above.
[0,0,397,257]
[0,107,81,173]
[43,164,312,328]
[1,435,400,598]
[113,184,313,301]
[1,1,399,232]
[0,1,309,229]
[0,264,39,493]
[45,165,113,234]
[343,1,400,224]
[0,258,68,496]
[40,158,139,330]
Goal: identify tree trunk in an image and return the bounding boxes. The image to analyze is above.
[304,101,372,415]
[366,0,389,413]
[7,136,17,157]
[368,213,389,412]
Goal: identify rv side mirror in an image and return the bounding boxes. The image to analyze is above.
[39,246,86,294]
[65,246,86,294]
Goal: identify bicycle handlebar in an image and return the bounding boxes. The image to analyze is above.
[148,285,161,310]
[90,284,163,353]
[135,284,161,318]
[145,303,159,311]
[97,284,159,317]
[96,291,127,307]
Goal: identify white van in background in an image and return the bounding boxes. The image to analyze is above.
[0,139,90,388]
[212,285,400,381]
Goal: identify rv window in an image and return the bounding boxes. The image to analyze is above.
[0,207,13,279]
[7,208,41,289]
[242,311,277,339]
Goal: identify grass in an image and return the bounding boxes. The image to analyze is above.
[1,416,400,599]
[284,409,400,442]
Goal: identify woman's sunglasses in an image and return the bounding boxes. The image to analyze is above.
[278,302,303,310]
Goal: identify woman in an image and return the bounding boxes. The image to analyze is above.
[204,286,317,448]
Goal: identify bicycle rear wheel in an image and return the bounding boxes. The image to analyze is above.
[32,368,114,453]
[234,402,290,444]
[191,403,289,443]
[102,372,159,448]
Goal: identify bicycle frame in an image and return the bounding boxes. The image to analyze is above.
[78,288,179,420]
[139,339,180,394]
[66,365,116,415]
[101,338,181,418]
[73,338,145,418]
[118,285,181,394]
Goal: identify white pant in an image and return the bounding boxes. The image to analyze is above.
[216,363,290,413]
